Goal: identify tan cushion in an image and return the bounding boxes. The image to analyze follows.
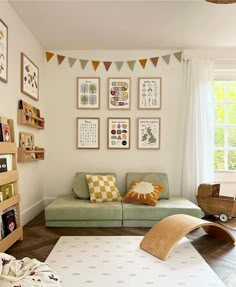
[86,174,122,203]
[123,180,164,206]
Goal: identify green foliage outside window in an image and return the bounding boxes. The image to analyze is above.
[213,81,236,171]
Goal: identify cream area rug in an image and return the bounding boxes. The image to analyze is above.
[45,236,225,287]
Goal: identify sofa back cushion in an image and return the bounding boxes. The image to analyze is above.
[126,172,169,199]
[72,172,117,199]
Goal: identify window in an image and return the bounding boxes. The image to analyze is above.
[213,81,236,171]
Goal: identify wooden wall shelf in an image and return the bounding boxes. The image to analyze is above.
[18,147,45,162]
[17,110,45,130]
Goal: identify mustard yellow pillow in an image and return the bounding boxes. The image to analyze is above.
[123,180,164,206]
[86,174,122,203]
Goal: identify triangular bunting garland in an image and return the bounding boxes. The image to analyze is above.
[150,57,159,67]
[103,61,112,71]
[127,60,136,71]
[92,61,100,71]
[139,59,147,69]
[46,52,54,62]
[115,61,124,71]
[80,59,89,70]
[173,51,183,62]
[57,55,65,65]
[162,54,171,65]
[68,57,77,68]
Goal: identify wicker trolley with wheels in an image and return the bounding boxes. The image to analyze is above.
[196,183,236,222]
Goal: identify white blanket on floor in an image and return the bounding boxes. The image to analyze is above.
[0,253,60,287]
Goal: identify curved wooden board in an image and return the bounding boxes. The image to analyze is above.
[140,214,235,261]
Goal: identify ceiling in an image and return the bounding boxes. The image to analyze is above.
[8,0,236,50]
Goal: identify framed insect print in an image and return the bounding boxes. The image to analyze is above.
[21,53,39,100]
[108,78,131,110]
[77,77,100,109]
[107,117,130,149]
[77,117,100,149]
[137,118,161,149]
[0,19,8,83]
[138,78,161,109]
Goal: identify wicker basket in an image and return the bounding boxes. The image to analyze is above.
[197,183,220,197]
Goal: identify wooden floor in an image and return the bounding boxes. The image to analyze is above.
[7,212,236,287]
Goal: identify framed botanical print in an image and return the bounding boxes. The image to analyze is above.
[137,118,161,149]
[77,77,100,109]
[108,78,131,110]
[107,117,130,149]
[21,53,39,101]
[138,78,161,109]
[0,19,8,83]
[77,117,100,149]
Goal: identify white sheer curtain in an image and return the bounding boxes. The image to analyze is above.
[182,58,215,202]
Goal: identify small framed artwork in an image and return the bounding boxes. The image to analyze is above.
[138,78,161,109]
[77,117,100,149]
[77,77,100,109]
[21,53,39,101]
[137,118,161,149]
[0,19,8,83]
[108,78,131,110]
[107,117,130,149]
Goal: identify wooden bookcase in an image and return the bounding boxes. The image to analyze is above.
[0,119,23,252]
[18,147,45,162]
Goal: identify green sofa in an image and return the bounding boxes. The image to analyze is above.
[45,172,201,227]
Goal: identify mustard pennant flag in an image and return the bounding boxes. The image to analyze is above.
[173,51,183,62]
[162,54,171,65]
[80,59,89,70]
[139,59,147,69]
[103,61,112,71]
[115,61,124,71]
[150,57,159,67]
[92,61,100,71]
[46,52,54,62]
[68,57,77,68]
[127,60,136,71]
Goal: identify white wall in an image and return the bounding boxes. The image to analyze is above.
[43,50,185,200]
[0,2,45,224]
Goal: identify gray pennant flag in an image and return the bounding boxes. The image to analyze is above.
[68,57,77,68]
[162,54,171,65]
[115,61,124,71]
[80,59,89,70]
[173,51,183,62]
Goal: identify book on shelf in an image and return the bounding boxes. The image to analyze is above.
[1,207,17,238]
[19,100,42,126]
[0,183,14,201]
[0,154,13,171]
[0,116,11,143]
[0,158,7,173]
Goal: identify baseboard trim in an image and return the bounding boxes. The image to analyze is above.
[21,199,45,226]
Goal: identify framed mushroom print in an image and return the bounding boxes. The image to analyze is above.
[21,53,39,101]
[108,78,131,110]
[137,118,161,149]
[107,118,130,149]
[0,19,8,83]
[77,77,100,109]
[77,117,100,149]
[138,78,161,109]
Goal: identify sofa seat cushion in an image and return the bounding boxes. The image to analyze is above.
[122,196,201,221]
[45,194,122,221]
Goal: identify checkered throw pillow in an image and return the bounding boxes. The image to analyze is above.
[86,174,122,203]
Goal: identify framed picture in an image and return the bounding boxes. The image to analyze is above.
[21,53,39,101]
[137,118,161,149]
[108,78,131,110]
[0,19,8,83]
[107,117,130,149]
[138,78,161,109]
[77,117,100,149]
[19,132,36,159]
[77,77,100,109]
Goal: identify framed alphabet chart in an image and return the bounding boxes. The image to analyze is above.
[77,118,100,149]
